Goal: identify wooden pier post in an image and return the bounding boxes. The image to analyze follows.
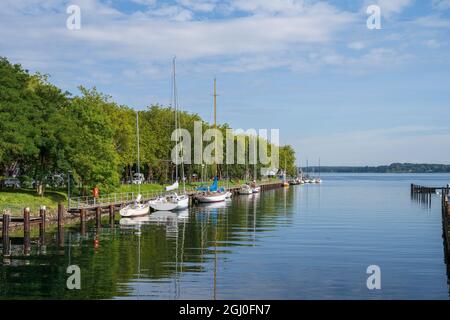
[23,207,31,255]
[96,207,101,229]
[109,205,114,226]
[57,203,65,248]
[58,203,65,228]
[39,206,46,245]
[80,209,86,236]
[2,212,10,257]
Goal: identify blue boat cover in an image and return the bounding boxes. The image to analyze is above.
[196,176,220,192]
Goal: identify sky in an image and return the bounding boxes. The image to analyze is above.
[1,0,450,166]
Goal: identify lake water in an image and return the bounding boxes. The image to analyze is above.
[1,173,450,300]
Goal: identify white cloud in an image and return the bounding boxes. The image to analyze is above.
[433,0,450,10]
[415,15,450,28]
[348,41,367,50]
[229,0,306,16]
[146,5,194,21]
[0,1,356,62]
[425,39,441,48]
[178,0,217,12]
[363,0,413,18]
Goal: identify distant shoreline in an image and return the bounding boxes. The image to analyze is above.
[301,163,450,174]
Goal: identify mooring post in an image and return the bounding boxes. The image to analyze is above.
[23,207,31,255]
[39,206,46,245]
[2,211,10,257]
[109,205,114,226]
[80,209,86,236]
[96,207,101,229]
[58,203,65,228]
[57,203,65,248]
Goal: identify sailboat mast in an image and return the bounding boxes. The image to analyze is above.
[319,158,321,178]
[214,79,217,129]
[136,111,141,195]
[173,57,178,182]
[213,79,218,178]
[254,140,257,181]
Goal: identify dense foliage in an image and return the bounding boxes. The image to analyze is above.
[0,57,296,195]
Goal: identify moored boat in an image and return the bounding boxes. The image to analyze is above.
[238,184,253,195]
[120,194,150,217]
[195,191,228,203]
[120,112,150,217]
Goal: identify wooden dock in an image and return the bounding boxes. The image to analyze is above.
[412,184,450,274]
[1,181,285,257]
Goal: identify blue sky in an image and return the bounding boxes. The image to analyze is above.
[1,0,450,165]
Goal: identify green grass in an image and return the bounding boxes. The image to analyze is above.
[0,189,66,217]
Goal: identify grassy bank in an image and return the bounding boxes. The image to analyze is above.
[0,189,66,216]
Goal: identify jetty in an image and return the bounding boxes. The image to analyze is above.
[0,181,285,257]
[411,184,450,277]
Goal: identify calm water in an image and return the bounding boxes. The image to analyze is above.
[1,173,450,300]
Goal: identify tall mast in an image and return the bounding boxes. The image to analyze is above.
[173,57,178,182]
[136,111,141,195]
[254,139,257,181]
[214,79,217,129]
[173,57,185,192]
[213,79,218,178]
[319,157,321,178]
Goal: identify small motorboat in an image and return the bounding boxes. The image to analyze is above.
[225,191,233,199]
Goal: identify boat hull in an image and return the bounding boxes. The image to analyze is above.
[149,194,189,211]
[195,193,227,203]
[252,187,261,193]
[176,196,189,210]
[149,200,178,212]
[120,204,150,217]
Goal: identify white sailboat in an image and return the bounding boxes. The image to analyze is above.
[195,192,227,203]
[251,142,260,193]
[194,79,227,204]
[150,58,189,212]
[120,112,150,218]
[316,158,322,183]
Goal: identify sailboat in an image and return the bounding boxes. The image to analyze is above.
[120,112,150,217]
[194,79,227,204]
[251,142,261,193]
[282,156,289,187]
[316,158,323,183]
[149,58,189,212]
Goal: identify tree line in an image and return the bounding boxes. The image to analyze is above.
[0,57,297,196]
[309,163,450,173]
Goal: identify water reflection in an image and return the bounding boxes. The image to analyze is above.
[1,176,450,299]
